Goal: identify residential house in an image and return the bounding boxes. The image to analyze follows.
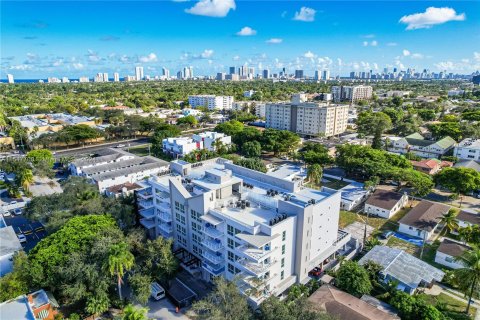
[453,210,480,235]
[359,245,444,295]
[398,200,450,239]
[411,159,453,175]
[454,138,480,161]
[0,226,23,277]
[364,189,408,219]
[388,133,456,159]
[0,289,59,320]
[434,239,470,269]
[308,285,400,320]
[454,160,480,172]
[105,182,143,198]
[192,131,232,152]
[338,181,371,211]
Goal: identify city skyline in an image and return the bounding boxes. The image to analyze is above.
[2,1,480,79]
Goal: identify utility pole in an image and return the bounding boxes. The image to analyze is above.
[419,230,427,259]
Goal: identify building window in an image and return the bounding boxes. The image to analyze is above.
[281,258,285,268]
[228,251,234,262]
[228,263,234,274]
[282,244,286,255]
[227,225,234,236]
[282,231,286,241]
[227,238,234,249]
[280,271,284,280]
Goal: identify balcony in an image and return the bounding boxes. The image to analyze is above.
[202,238,223,252]
[140,218,155,229]
[139,207,155,219]
[238,245,277,262]
[203,226,223,239]
[202,262,225,276]
[237,258,277,276]
[138,200,153,209]
[158,222,173,234]
[159,227,173,238]
[137,190,153,200]
[202,251,224,265]
[158,209,172,223]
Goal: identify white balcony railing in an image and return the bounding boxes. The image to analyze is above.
[138,200,153,209]
[203,226,223,239]
[202,251,223,265]
[238,258,277,275]
[202,239,223,252]
[238,245,277,262]
[158,210,172,222]
[158,223,173,234]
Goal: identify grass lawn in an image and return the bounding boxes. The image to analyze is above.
[418,293,476,318]
[339,210,398,232]
[339,210,358,229]
[127,145,151,156]
[323,179,350,190]
[386,236,418,255]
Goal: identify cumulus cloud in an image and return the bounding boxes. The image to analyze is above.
[403,49,411,56]
[293,7,316,22]
[236,26,256,36]
[72,63,84,70]
[411,53,424,59]
[304,51,316,59]
[363,40,378,47]
[138,53,158,63]
[233,55,240,61]
[201,49,214,58]
[399,7,465,30]
[185,0,236,17]
[266,38,283,44]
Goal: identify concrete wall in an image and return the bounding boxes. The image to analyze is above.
[434,251,464,269]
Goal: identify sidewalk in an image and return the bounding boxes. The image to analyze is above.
[424,283,480,311]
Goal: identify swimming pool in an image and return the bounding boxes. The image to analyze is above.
[393,232,424,246]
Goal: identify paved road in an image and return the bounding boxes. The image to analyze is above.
[53,138,150,158]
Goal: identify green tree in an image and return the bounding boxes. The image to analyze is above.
[389,291,417,319]
[356,111,392,149]
[242,141,262,158]
[191,277,250,320]
[177,115,198,127]
[434,167,480,196]
[234,157,267,173]
[26,149,55,167]
[335,261,372,297]
[454,245,480,314]
[307,164,323,186]
[215,120,245,136]
[122,304,149,320]
[440,208,459,233]
[128,273,152,305]
[259,296,333,320]
[16,167,34,190]
[104,242,135,300]
[85,293,110,317]
[261,129,300,156]
[0,252,30,302]
[428,122,462,141]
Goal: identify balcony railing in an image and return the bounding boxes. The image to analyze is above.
[238,258,277,275]
[158,210,172,222]
[202,251,224,265]
[138,200,153,209]
[137,191,153,200]
[202,262,225,276]
[158,223,173,234]
[202,238,223,252]
[203,226,223,239]
[238,245,277,262]
[139,207,155,219]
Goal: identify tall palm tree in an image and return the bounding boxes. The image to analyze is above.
[440,209,459,234]
[122,304,149,320]
[307,164,323,186]
[16,168,34,191]
[454,245,480,314]
[104,242,135,300]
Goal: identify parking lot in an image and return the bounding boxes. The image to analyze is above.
[3,214,46,252]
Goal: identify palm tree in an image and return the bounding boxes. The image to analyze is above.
[16,168,34,191]
[454,245,480,314]
[307,164,323,186]
[122,304,149,320]
[365,237,381,251]
[440,208,459,234]
[104,242,135,300]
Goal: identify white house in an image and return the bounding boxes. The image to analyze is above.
[434,239,469,269]
[454,138,480,161]
[388,133,456,159]
[364,189,408,219]
[192,131,232,152]
[336,180,370,211]
[453,210,480,235]
[0,226,23,277]
[398,201,450,239]
[163,137,202,157]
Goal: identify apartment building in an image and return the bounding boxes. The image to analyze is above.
[192,131,232,151]
[163,137,202,158]
[136,159,350,306]
[265,97,349,137]
[332,85,373,103]
[188,95,234,110]
[388,133,456,159]
[69,148,169,193]
[255,104,266,118]
[454,138,480,161]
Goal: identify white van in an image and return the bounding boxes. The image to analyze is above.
[151,282,166,301]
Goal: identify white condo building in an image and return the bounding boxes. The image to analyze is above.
[454,138,480,161]
[192,131,232,151]
[188,95,234,111]
[114,73,120,82]
[265,95,349,137]
[136,159,351,306]
[163,137,202,158]
[135,66,144,81]
[332,85,373,103]
[7,74,14,84]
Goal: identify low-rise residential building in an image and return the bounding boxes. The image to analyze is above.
[163,137,202,158]
[454,138,480,161]
[398,200,450,239]
[434,239,469,269]
[188,95,234,110]
[411,159,453,175]
[0,226,23,277]
[454,210,480,234]
[388,133,456,159]
[255,103,266,118]
[192,131,232,152]
[337,181,371,211]
[453,159,480,172]
[105,182,143,198]
[136,159,351,306]
[308,285,400,320]
[364,190,408,219]
[359,245,444,295]
[69,148,169,193]
[0,289,59,320]
[9,113,98,134]
[182,108,203,117]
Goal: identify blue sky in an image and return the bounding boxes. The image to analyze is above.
[1,1,480,78]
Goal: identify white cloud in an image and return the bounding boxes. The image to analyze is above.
[266,38,283,44]
[201,49,214,58]
[399,7,465,30]
[72,63,84,70]
[236,26,256,36]
[233,55,240,61]
[474,52,480,61]
[185,0,235,18]
[293,7,316,22]
[138,53,158,63]
[363,41,368,47]
[303,51,316,59]
[387,42,398,46]
[371,40,378,46]
[403,49,411,56]
[363,40,378,47]
[411,53,424,59]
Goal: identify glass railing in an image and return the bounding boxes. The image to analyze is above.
[203,226,223,239]
[202,239,223,251]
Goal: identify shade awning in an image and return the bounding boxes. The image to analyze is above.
[236,232,279,248]
[201,214,223,226]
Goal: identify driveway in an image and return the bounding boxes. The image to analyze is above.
[140,298,190,320]
[3,214,46,252]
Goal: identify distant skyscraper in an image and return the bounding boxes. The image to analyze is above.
[177,71,183,79]
[95,73,103,82]
[322,70,330,80]
[263,69,270,79]
[7,74,14,84]
[113,72,120,82]
[103,73,109,82]
[295,70,304,79]
[79,76,89,83]
[135,66,144,81]
[314,70,320,80]
[162,67,170,78]
[216,72,226,80]
[229,66,236,75]
[189,66,194,79]
[62,77,69,83]
[350,71,356,79]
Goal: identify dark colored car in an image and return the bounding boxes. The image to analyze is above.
[309,267,323,277]
[380,231,394,239]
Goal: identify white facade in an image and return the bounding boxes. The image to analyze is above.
[332,85,373,103]
[7,74,14,84]
[137,159,350,306]
[113,73,120,82]
[162,137,202,157]
[265,99,349,137]
[434,251,464,269]
[255,104,266,118]
[135,66,144,81]
[398,223,434,240]
[388,133,456,159]
[454,138,480,161]
[364,193,408,219]
[192,131,232,151]
[188,95,234,111]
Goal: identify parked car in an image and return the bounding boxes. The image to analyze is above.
[380,231,394,239]
[151,282,166,301]
[17,234,27,243]
[309,267,322,277]
[116,144,126,148]
[13,208,22,215]
[3,211,11,217]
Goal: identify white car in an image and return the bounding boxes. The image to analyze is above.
[151,282,166,301]
[116,144,126,148]
[3,211,11,217]
[17,234,27,243]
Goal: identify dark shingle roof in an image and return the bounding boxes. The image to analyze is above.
[456,210,480,225]
[365,189,405,210]
[398,200,450,231]
[437,239,469,257]
[454,160,480,172]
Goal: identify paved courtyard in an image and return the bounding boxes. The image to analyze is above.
[343,221,374,242]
